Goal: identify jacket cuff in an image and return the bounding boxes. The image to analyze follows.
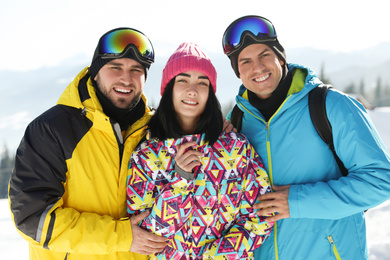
[288,185,299,218]
[174,164,195,180]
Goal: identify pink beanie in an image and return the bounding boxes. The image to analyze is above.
[161,42,217,95]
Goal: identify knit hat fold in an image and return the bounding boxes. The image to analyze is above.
[161,42,217,95]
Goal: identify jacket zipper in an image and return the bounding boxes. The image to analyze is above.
[236,100,279,259]
[265,121,279,260]
[238,94,293,260]
[111,121,124,166]
[327,235,342,260]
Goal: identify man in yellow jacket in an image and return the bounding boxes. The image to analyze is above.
[8,27,168,260]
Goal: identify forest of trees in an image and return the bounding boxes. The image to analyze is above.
[0,145,14,198]
[319,64,390,108]
[343,76,390,108]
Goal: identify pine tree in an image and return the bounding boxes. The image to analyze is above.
[0,144,14,198]
[359,78,365,97]
[344,82,357,94]
[375,76,383,106]
[319,62,332,85]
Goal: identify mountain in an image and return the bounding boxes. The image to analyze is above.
[287,42,390,73]
[1,42,390,154]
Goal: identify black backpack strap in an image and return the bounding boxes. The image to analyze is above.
[309,84,348,176]
[230,104,243,132]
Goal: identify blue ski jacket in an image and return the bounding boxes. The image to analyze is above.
[228,63,390,260]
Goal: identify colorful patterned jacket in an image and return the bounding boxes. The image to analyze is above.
[127,131,274,259]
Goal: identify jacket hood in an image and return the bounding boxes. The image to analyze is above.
[57,67,92,109]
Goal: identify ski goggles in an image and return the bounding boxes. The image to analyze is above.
[97,28,154,63]
[222,16,277,55]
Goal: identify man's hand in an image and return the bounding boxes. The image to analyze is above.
[223,118,236,133]
[129,210,168,255]
[254,185,291,222]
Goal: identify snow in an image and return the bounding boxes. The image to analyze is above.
[1,107,389,259]
[0,199,29,259]
[366,201,390,259]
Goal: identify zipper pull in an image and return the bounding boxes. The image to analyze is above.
[113,122,124,145]
[327,235,342,260]
[80,107,87,116]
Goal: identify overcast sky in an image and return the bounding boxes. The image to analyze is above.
[1,0,389,71]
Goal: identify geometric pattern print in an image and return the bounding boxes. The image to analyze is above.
[127,131,274,259]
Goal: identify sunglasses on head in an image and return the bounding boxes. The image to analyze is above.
[222,15,277,56]
[98,28,154,63]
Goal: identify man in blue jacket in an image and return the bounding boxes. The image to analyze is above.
[222,15,390,259]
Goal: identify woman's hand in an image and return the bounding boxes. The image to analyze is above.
[175,141,203,172]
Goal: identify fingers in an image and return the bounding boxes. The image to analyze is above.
[256,192,276,202]
[130,220,168,254]
[257,185,290,201]
[260,213,286,223]
[176,142,202,172]
[146,232,170,242]
[253,199,275,210]
[176,142,197,156]
[254,187,291,222]
[256,205,289,223]
[223,118,235,133]
[129,210,150,225]
[143,230,168,248]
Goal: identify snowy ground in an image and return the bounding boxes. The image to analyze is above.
[1,107,389,259]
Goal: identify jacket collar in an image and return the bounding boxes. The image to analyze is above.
[236,63,322,119]
[56,67,153,136]
[145,132,211,155]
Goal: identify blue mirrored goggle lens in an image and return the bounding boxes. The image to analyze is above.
[99,29,154,61]
[223,16,277,55]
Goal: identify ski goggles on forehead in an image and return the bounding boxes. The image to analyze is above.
[222,16,277,55]
[98,28,154,62]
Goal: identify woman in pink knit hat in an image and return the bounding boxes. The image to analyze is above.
[127,42,274,259]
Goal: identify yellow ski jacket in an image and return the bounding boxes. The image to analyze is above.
[8,67,153,260]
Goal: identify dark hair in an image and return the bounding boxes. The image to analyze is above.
[148,77,223,145]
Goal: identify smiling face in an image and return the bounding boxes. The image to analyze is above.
[172,70,210,133]
[238,43,285,99]
[94,58,145,110]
